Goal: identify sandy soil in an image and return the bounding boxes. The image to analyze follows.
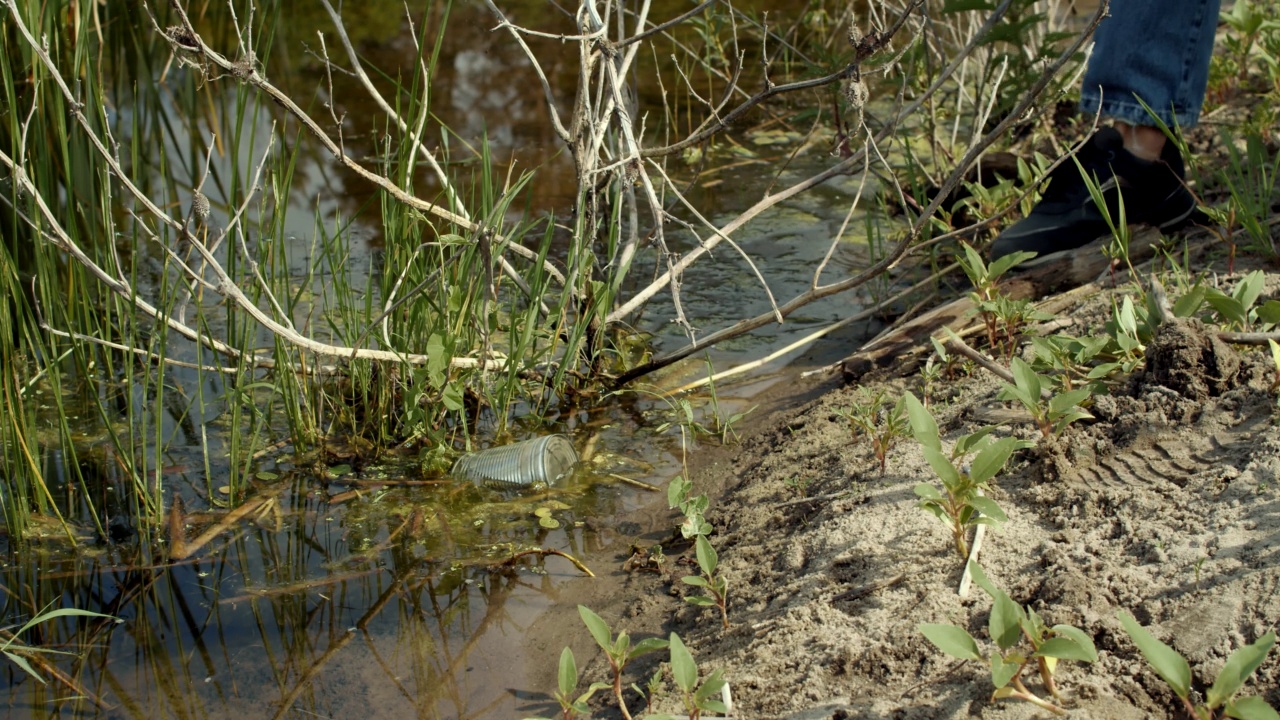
[541,259,1280,719]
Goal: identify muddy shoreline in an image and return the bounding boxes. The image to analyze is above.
[527,259,1280,719]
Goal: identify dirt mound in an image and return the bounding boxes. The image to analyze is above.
[1140,316,1241,401]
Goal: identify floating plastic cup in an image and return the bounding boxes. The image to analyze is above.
[451,435,579,490]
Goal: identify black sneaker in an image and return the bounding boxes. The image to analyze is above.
[990,127,1197,261]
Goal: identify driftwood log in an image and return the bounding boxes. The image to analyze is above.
[841,227,1166,382]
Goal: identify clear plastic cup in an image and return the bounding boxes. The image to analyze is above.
[451,435,578,490]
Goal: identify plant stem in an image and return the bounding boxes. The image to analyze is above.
[1011,677,1068,716]
[613,668,634,720]
[1038,658,1062,699]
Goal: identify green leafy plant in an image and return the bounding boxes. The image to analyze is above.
[668,475,712,539]
[1119,612,1279,720]
[837,390,909,474]
[646,633,729,720]
[2,605,118,684]
[1027,333,1111,392]
[525,647,611,720]
[578,605,670,720]
[1191,270,1280,332]
[998,357,1094,439]
[905,392,1028,560]
[682,535,730,629]
[920,561,1099,716]
[957,243,1038,358]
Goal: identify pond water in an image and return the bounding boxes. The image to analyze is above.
[1,2,890,718]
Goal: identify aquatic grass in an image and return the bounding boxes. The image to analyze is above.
[0,0,1107,552]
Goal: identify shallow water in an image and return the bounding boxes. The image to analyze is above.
[1,2,882,717]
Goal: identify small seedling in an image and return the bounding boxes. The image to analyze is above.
[1119,612,1279,719]
[920,561,1099,716]
[1028,333,1111,392]
[1076,155,1135,279]
[956,243,1038,356]
[646,632,729,720]
[998,357,1094,439]
[682,535,730,629]
[578,605,670,720]
[837,390,909,474]
[630,667,665,716]
[524,647,611,720]
[905,392,1028,560]
[668,475,712,539]
[782,475,812,498]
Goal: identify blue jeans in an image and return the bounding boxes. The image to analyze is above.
[1080,0,1222,128]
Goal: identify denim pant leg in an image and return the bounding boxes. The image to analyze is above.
[1079,0,1222,128]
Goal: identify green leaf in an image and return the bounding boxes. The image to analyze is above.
[1053,411,1094,432]
[1207,292,1249,327]
[968,495,1007,523]
[685,596,716,606]
[920,623,983,661]
[905,392,941,451]
[1037,637,1097,663]
[1010,357,1042,401]
[628,637,670,660]
[578,606,612,651]
[426,333,449,387]
[988,250,1036,281]
[682,575,710,587]
[1118,612,1191,699]
[967,562,1022,650]
[1117,296,1140,336]
[694,667,728,704]
[3,651,45,683]
[15,608,116,632]
[969,437,1018,485]
[990,652,1019,688]
[558,647,578,697]
[695,535,718,575]
[1256,301,1280,327]
[987,589,1024,651]
[1233,270,1266,311]
[1173,285,1208,318]
[1225,695,1280,720]
[668,633,697,692]
[1048,388,1093,416]
[1047,625,1099,663]
[960,243,989,284]
[1208,633,1276,709]
[954,426,998,457]
[914,483,944,501]
[442,382,465,412]
[667,476,687,509]
[923,447,961,486]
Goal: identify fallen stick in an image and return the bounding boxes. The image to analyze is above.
[169,489,280,561]
[494,548,595,577]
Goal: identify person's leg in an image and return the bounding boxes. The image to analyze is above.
[990,0,1221,260]
[1080,0,1222,132]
